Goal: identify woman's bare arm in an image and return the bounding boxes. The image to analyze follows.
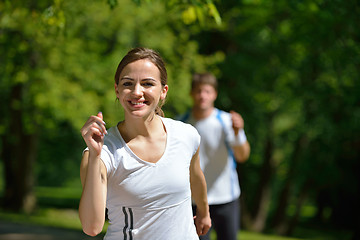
[190,147,211,236]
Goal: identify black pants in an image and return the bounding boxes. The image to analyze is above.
[193,198,240,240]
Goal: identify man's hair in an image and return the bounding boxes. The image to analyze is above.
[191,73,218,91]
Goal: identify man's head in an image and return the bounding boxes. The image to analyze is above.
[190,73,218,111]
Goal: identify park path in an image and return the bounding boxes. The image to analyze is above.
[0,221,104,240]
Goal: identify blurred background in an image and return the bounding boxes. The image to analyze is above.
[0,0,359,239]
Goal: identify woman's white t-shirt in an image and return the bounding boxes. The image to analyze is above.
[100,117,200,240]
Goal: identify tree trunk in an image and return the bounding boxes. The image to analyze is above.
[285,180,310,236]
[271,180,291,234]
[271,136,308,234]
[245,135,274,232]
[1,83,38,213]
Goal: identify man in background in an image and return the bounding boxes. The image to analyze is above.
[180,73,250,240]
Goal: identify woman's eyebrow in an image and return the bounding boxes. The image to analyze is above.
[120,77,158,82]
[142,77,157,81]
[120,76,133,81]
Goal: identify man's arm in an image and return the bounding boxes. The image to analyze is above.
[230,110,251,163]
[232,140,251,163]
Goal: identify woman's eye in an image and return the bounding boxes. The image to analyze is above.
[143,81,155,87]
[122,82,132,86]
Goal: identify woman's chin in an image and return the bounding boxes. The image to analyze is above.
[126,109,155,119]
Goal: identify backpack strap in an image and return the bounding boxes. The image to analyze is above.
[216,109,237,167]
[180,109,237,167]
[216,109,238,199]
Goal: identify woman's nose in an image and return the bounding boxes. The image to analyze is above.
[132,83,143,96]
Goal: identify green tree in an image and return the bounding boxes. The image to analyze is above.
[0,0,222,212]
[187,0,360,235]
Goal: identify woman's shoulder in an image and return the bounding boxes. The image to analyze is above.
[162,117,200,142]
[100,125,126,175]
[103,125,124,149]
[162,117,197,132]
[105,125,120,138]
[162,117,200,151]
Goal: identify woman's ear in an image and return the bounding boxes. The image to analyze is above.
[114,83,120,99]
[160,85,169,100]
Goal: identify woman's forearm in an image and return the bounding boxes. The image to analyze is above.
[79,151,107,236]
[190,170,209,215]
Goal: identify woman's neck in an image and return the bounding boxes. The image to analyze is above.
[118,114,164,142]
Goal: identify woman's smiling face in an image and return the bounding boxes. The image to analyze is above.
[115,59,168,119]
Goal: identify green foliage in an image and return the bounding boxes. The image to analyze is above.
[1,0,358,235]
[194,0,360,231]
[110,0,222,26]
[180,1,221,26]
[0,0,222,188]
[35,122,84,187]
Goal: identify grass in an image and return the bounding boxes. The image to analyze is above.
[0,186,84,230]
[0,207,83,230]
[0,207,302,240]
[0,185,354,240]
[238,232,301,240]
[0,185,110,233]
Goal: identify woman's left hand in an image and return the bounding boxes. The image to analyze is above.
[194,213,211,236]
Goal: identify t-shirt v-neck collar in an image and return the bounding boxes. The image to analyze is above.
[115,117,169,166]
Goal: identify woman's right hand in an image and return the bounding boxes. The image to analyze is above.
[81,112,107,156]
